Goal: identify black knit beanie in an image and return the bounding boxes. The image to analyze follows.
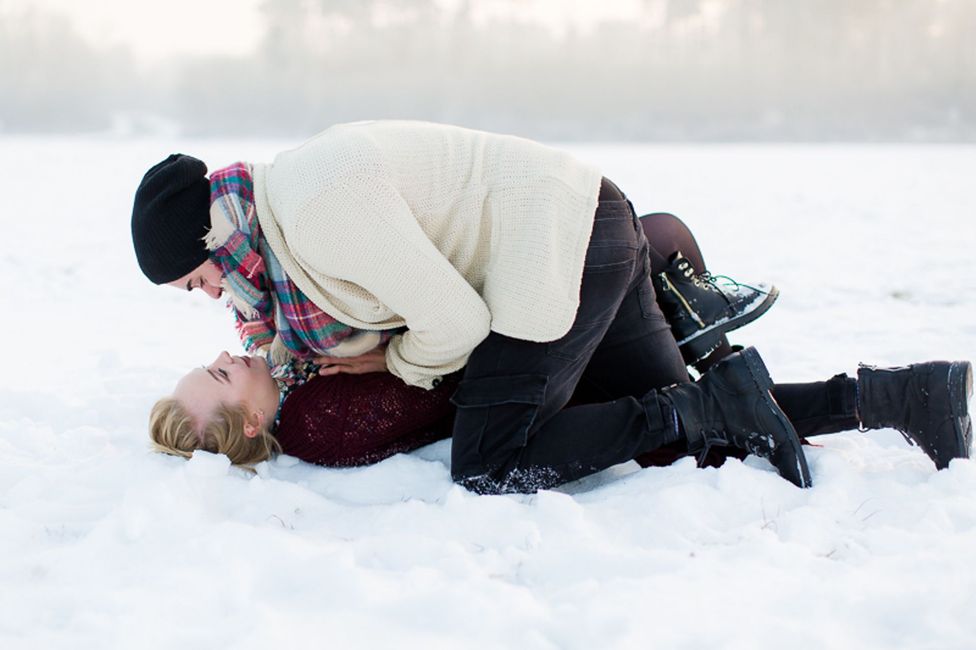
[131,153,212,284]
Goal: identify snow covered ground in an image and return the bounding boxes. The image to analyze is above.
[1,136,974,649]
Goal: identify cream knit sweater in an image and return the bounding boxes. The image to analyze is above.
[252,121,603,389]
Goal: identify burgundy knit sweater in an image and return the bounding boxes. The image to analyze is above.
[273,372,459,466]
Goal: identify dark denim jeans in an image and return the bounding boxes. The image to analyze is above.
[450,179,690,494]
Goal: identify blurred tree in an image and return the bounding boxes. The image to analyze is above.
[0,9,141,133]
[2,0,972,140]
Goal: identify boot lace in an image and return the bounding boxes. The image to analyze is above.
[691,271,769,294]
[677,259,723,295]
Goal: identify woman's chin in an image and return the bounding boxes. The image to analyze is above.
[255,356,275,379]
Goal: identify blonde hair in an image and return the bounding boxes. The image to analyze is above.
[149,398,282,468]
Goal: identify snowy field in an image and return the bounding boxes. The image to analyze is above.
[1,136,974,649]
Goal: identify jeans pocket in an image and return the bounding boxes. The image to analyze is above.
[450,374,548,468]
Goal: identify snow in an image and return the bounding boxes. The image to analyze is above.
[2,136,974,649]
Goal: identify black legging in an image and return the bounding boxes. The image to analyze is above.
[639,213,859,441]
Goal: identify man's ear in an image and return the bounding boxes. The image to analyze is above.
[243,410,264,439]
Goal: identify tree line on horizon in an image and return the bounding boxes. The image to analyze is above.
[2,0,974,141]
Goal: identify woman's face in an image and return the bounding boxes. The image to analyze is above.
[173,352,280,436]
[166,260,224,299]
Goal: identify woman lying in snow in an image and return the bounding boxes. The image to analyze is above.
[132,122,972,491]
[139,198,973,483]
[141,206,794,473]
[150,345,972,483]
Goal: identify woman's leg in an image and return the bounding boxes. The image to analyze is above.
[771,376,859,438]
[638,213,863,438]
[640,212,707,276]
[639,212,735,372]
[632,374,860,468]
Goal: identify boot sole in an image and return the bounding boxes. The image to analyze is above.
[678,286,780,364]
[739,346,813,488]
[947,361,973,460]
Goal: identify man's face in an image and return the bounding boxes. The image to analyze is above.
[165,260,224,299]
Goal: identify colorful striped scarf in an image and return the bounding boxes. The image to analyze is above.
[204,162,390,366]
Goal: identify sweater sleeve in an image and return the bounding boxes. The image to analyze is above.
[290,174,492,389]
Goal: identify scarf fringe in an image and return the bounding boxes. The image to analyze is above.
[204,203,237,251]
[221,277,260,320]
[269,337,295,366]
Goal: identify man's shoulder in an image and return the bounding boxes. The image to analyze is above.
[264,131,386,216]
[276,125,383,170]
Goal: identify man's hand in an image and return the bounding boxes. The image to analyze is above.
[314,346,389,376]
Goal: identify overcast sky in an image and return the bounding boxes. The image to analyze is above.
[3,0,970,140]
[1,0,266,62]
[1,0,650,64]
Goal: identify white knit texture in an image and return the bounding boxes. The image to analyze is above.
[253,120,603,388]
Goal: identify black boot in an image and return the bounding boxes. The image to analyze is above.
[660,346,812,487]
[653,252,779,365]
[857,361,973,469]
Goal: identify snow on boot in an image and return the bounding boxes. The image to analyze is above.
[653,251,779,366]
[662,346,812,488]
[857,361,973,469]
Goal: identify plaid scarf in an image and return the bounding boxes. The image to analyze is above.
[204,162,391,365]
[271,358,323,430]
